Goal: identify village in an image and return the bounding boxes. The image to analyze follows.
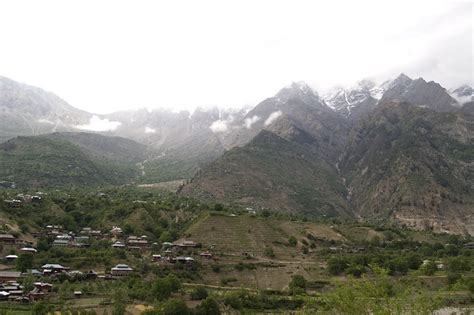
[0,218,218,303]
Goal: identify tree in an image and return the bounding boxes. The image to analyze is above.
[161,298,191,315]
[32,302,52,315]
[21,275,35,294]
[16,252,34,272]
[288,236,297,247]
[196,297,221,315]
[112,289,128,315]
[421,260,437,276]
[190,286,208,300]
[152,274,181,301]
[328,257,349,275]
[289,275,307,294]
[320,268,439,315]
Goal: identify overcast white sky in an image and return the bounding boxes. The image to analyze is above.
[0,0,472,114]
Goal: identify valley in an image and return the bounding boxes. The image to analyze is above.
[0,74,473,313]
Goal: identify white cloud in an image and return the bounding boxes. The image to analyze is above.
[264,111,282,127]
[145,127,156,133]
[209,120,229,133]
[37,119,55,125]
[0,1,471,113]
[76,115,121,132]
[244,115,260,129]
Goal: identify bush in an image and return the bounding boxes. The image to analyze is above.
[466,278,474,293]
[346,264,365,278]
[446,273,461,286]
[195,297,221,315]
[264,247,275,258]
[161,298,191,315]
[289,275,307,294]
[421,261,437,276]
[328,257,349,275]
[190,286,208,300]
[447,257,471,272]
[211,264,221,273]
[288,236,297,247]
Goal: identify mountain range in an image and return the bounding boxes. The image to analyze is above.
[0,74,472,234]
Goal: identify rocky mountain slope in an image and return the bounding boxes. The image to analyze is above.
[379,74,459,112]
[1,74,473,234]
[0,76,92,143]
[339,101,474,234]
[181,128,350,218]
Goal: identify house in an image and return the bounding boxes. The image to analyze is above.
[110,264,133,277]
[85,270,98,280]
[74,291,82,298]
[200,251,213,259]
[173,240,197,249]
[80,228,102,237]
[68,270,84,278]
[246,207,256,215]
[152,254,162,262]
[20,247,37,253]
[29,288,45,300]
[0,271,22,282]
[41,264,68,274]
[111,226,123,236]
[174,256,195,264]
[73,236,90,247]
[0,291,9,301]
[4,199,22,208]
[56,234,72,240]
[34,282,53,292]
[0,234,16,244]
[0,181,15,189]
[112,241,126,248]
[31,196,42,203]
[5,255,18,261]
[53,239,69,247]
[464,242,474,249]
[127,239,148,248]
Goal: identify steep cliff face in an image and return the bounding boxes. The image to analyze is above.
[340,101,474,234]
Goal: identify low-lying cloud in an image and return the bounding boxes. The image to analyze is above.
[145,127,156,134]
[264,111,282,127]
[209,119,230,133]
[76,115,121,132]
[244,115,261,129]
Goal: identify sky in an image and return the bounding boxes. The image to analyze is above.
[0,0,472,114]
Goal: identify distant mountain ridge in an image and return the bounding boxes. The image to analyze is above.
[1,74,473,235]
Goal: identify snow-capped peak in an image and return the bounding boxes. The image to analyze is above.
[450,85,473,105]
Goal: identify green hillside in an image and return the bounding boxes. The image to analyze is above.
[181,130,350,218]
[0,134,143,187]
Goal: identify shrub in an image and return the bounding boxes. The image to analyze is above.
[288,236,297,247]
[195,297,221,315]
[289,275,307,294]
[161,298,191,315]
[328,257,349,275]
[264,247,275,258]
[190,286,208,300]
[446,273,461,286]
